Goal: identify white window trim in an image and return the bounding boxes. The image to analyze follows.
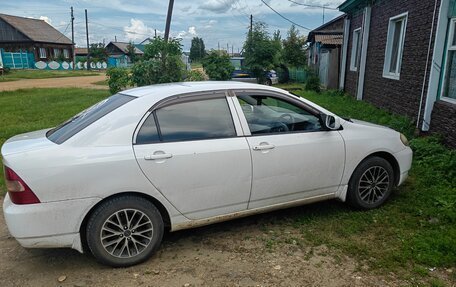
[350,28,362,72]
[39,48,46,59]
[440,18,456,104]
[63,49,69,59]
[53,48,60,57]
[383,12,408,80]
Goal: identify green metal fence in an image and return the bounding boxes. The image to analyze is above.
[288,67,309,83]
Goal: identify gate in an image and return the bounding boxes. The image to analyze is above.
[0,49,35,69]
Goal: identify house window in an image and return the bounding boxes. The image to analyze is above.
[63,49,69,59]
[383,12,408,80]
[350,28,362,72]
[442,18,456,102]
[39,48,46,59]
[53,48,61,58]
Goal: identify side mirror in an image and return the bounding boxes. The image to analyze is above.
[322,114,341,130]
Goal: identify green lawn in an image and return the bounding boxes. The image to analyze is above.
[0,69,101,82]
[0,84,454,284]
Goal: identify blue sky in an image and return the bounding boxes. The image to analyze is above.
[3,0,344,51]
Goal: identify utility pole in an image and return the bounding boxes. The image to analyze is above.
[227,43,229,53]
[218,42,220,51]
[250,14,253,32]
[154,29,157,38]
[164,0,175,42]
[115,35,117,42]
[231,45,234,56]
[323,6,325,24]
[70,7,75,70]
[85,9,90,70]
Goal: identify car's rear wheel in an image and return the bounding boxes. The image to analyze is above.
[346,156,394,209]
[86,195,164,267]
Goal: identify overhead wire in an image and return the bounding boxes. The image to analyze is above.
[259,0,312,31]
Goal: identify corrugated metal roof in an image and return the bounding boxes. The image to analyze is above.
[314,34,343,45]
[0,13,72,45]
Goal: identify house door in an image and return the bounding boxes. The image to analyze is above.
[319,51,330,88]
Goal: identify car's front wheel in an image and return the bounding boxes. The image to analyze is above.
[346,156,395,209]
[86,195,164,267]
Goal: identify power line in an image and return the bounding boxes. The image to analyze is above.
[260,0,312,31]
[287,0,338,10]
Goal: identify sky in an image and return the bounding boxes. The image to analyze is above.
[2,0,345,51]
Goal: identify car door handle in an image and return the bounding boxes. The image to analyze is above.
[253,144,275,151]
[144,153,173,160]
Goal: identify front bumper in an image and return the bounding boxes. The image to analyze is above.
[394,146,413,186]
[3,194,99,252]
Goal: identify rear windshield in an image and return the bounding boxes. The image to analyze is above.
[47,94,135,144]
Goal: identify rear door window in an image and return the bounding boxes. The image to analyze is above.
[47,94,135,144]
[135,97,236,144]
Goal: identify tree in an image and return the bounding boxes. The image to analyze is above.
[130,36,185,86]
[89,43,108,62]
[126,42,138,63]
[243,22,281,82]
[202,50,234,80]
[189,37,206,62]
[282,25,307,67]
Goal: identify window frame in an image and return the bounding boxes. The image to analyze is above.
[53,48,61,58]
[232,89,326,137]
[133,91,239,145]
[440,18,456,104]
[39,47,47,59]
[63,49,70,59]
[383,12,408,80]
[350,28,362,72]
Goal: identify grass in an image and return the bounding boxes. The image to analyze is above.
[0,69,101,82]
[271,83,456,282]
[0,88,109,192]
[190,61,203,70]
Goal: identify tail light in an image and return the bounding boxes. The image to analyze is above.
[4,166,40,204]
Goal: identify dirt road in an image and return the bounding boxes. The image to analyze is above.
[0,75,107,92]
[0,196,416,287]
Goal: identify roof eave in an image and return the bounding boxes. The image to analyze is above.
[338,0,364,12]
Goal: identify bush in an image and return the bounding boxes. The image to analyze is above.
[106,67,130,94]
[305,75,321,93]
[185,69,208,82]
[130,37,185,86]
[202,50,234,80]
[2,67,11,75]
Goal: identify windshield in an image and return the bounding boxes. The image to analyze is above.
[47,93,135,144]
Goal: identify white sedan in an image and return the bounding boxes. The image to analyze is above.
[2,82,412,267]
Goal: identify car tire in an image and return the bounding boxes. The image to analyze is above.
[346,156,395,210]
[86,195,164,267]
[266,79,272,86]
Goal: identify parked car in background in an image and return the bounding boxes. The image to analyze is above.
[231,69,278,85]
[2,82,412,267]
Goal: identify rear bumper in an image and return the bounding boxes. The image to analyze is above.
[394,147,413,186]
[3,194,100,252]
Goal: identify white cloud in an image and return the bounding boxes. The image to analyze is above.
[39,16,52,24]
[176,26,198,39]
[199,0,236,13]
[123,19,157,41]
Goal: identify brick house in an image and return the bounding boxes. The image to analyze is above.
[0,13,73,62]
[338,0,456,147]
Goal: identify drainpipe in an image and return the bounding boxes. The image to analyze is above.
[357,5,372,100]
[339,16,351,90]
[421,0,450,131]
[417,0,439,129]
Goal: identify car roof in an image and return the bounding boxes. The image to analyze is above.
[120,81,285,98]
